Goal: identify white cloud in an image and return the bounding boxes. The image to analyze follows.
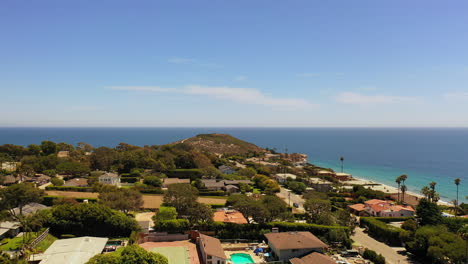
[110,85,315,109]
[234,75,247,81]
[444,92,468,101]
[336,92,419,105]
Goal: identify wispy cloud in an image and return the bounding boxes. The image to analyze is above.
[444,92,468,101]
[234,75,248,81]
[109,85,315,109]
[335,92,419,105]
[167,57,221,68]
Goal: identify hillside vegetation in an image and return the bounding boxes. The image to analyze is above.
[174,133,265,154]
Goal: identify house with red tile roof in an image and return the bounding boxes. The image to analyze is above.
[213,209,248,224]
[349,199,414,217]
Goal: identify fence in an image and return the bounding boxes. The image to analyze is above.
[27,228,50,249]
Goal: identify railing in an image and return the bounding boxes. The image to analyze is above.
[27,228,49,249]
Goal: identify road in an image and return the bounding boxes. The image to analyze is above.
[352,227,415,264]
[276,187,305,212]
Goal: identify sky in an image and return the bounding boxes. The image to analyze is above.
[1,0,468,127]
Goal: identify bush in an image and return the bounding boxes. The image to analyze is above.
[165,169,202,180]
[363,249,385,264]
[153,219,190,233]
[360,217,403,246]
[198,190,226,196]
[121,177,139,183]
[45,186,94,192]
[143,176,162,187]
[50,177,64,186]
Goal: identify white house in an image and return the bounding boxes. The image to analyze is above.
[98,173,121,187]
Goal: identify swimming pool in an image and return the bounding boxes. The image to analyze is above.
[230,253,255,264]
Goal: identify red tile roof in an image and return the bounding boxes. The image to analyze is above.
[213,210,248,224]
[348,203,366,211]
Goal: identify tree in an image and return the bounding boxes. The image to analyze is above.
[201,166,221,179]
[56,161,90,176]
[238,167,257,178]
[99,188,143,214]
[153,207,177,222]
[454,178,461,208]
[304,199,331,224]
[286,181,306,194]
[0,183,44,217]
[40,140,57,155]
[27,144,42,156]
[340,156,344,173]
[57,142,75,152]
[400,185,407,204]
[416,198,443,226]
[87,245,168,264]
[50,177,64,186]
[77,142,94,152]
[91,147,116,171]
[186,202,213,224]
[143,176,162,187]
[261,195,290,222]
[395,176,402,202]
[163,184,198,216]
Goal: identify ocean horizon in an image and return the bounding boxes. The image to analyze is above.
[1,127,466,203]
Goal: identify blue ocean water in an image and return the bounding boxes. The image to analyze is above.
[0,127,467,203]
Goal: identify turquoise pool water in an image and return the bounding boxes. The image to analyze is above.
[230,253,255,264]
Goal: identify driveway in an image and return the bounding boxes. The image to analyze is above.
[352,227,417,264]
[276,187,305,212]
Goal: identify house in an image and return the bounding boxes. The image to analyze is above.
[195,233,228,264]
[64,178,89,187]
[98,173,120,187]
[13,203,49,217]
[275,173,297,184]
[290,252,336,264]
[1,162,19,172]
[308,178,333,192]
[0,221,20,240]
[27,174,51,185]
[57,151,70,158]
[1,175,20,185]
[334,173,352,181]
[162,178,190,188]
[201,179,225,191]
[224,185,239,194]
[264,231,328,261]
[348,199,415,217]
[213,209,248,224]
[218,165,236,175]
[38,236,108,264]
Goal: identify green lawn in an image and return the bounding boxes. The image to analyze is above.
[0,236,25,251]
[34,234,58,252]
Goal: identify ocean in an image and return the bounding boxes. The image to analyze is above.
[0,127,467,203]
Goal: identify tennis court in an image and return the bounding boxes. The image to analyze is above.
[150,246,190,264]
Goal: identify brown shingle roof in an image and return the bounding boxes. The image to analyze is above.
[290,252,335,264]
[163,178,190,185]
[64,178,88,187]
[199,234,227,260]
[265,232,328,250]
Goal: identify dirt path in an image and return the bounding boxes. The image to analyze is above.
[46,191,227,209]
[352,227,415,264]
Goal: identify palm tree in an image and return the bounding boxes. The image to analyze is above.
[340,156,344,173]
[401,185,407,204]
[395,176,402,202]
[400,174,408,186]
[455,178,461,207]
[421,186,431,199]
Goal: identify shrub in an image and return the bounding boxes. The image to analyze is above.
[50,177,64,186]
[121,177,139,183]
[165,169,202,180]
[363,249,385,264]
[360,217,404,246]
[153,219,190,233]
[45,186,95,192]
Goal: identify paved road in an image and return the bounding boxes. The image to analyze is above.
[352,227,414,264]
[276,187,305,212]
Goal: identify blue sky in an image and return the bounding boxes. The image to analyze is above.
[1,0,467,127]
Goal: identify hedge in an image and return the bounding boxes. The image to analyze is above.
[154,219,190,233]
[120,177,139,183]
[369,217,413,223]
[139,188,165,194]
[363,249,385,264]
[165,169,202,180]
[360,217,404,246]
[45,186,95,192]
[42,195,98,206]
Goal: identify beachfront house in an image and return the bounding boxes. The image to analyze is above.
[99,172,121,187]
[194,232,228,264]
[264,231,328,261]
[348,199,415,217]
[275,173,297,184]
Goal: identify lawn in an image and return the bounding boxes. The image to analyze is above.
[34,234,57,252]
[0,236,26,251]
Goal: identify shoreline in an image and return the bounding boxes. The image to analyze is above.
[348,175,452,206]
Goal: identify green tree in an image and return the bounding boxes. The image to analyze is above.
[50,177,64,186]
[77,142,94,152]
[304,199,331,224]
[400,185,407,204]
[340,156,344,173]
[163,184,198,216]
[201,166,221,179]
[27,144,42,156]
[57,142,75,152]
[0,183,44,217]
[40,140,57,155]
[153,207,177,222]
[238,167,257,178]
[56,161,90,176]
[454,178,461,208]
[186,202,213,224]
[143,176,162,187]
[99,188,143,214]
[87,245,168,264]
[416,198,443,226]
[395,176,402,202]
[91,147,117,171]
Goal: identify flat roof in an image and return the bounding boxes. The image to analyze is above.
[39,236,108,264]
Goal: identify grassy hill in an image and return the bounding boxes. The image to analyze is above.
[174,133,265,154]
